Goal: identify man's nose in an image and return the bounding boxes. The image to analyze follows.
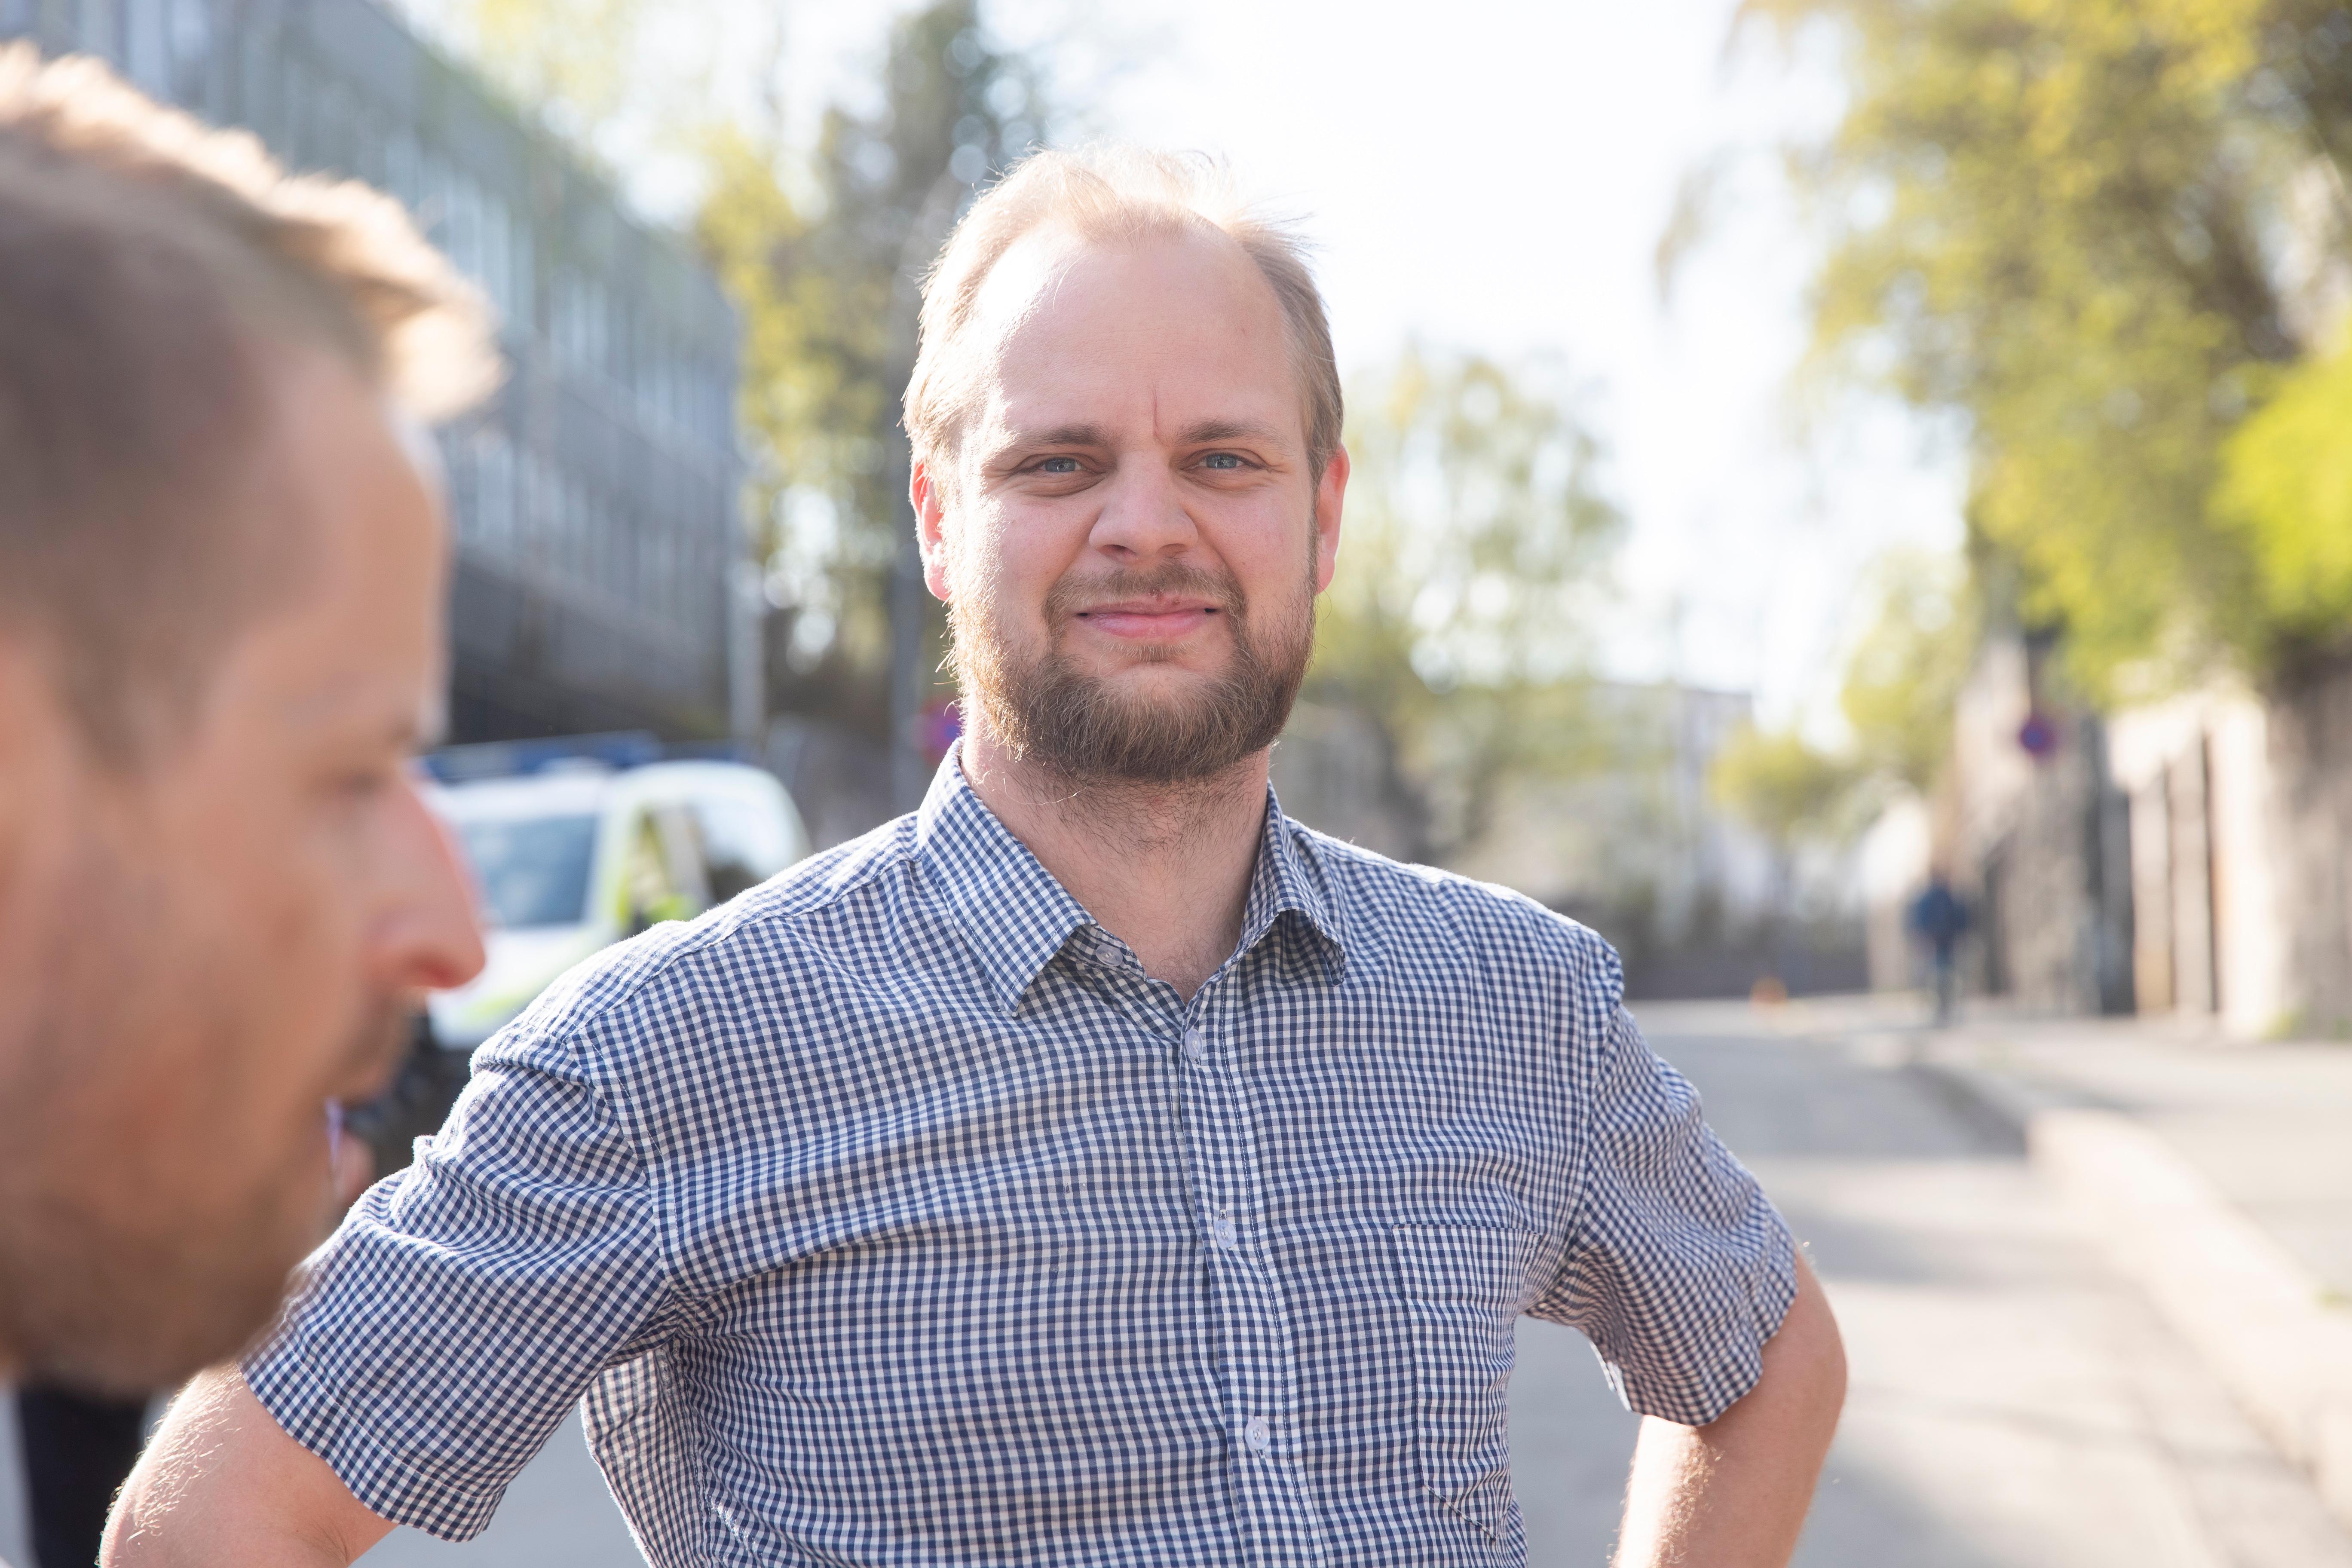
[1087,456,1198,563]
[374,781,487,995]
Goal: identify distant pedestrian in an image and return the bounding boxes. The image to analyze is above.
[1910,872,1972,1025]
[117,146,1845,1568]
[0,31,490,1529]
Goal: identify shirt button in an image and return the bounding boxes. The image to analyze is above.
[1184,1027,1209,1063]
[1211,1213,1238,1250]
[1244,1415,1271,1455]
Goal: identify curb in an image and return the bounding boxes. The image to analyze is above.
[1909,1050,2352,1532]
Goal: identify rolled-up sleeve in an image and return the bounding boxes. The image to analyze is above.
[1528,1004,1797,1427]
[242,1023,671,1542]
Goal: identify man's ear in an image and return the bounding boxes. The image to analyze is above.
[1311,444,1350,596]
[912,457,952,603]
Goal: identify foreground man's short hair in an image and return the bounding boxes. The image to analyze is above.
[0,44,497,760]
[905,144,1343,482]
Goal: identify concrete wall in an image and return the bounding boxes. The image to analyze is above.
[1942,633,2134,1016]
[1876,634,2352,1037]
[1860,792,1932,991]
[2108,688,2293,1038]
[2264,654,2352,1035]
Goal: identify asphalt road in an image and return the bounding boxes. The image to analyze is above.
[12,1000,2346,1565]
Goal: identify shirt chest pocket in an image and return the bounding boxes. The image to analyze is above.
[1393,1224,1540,1543]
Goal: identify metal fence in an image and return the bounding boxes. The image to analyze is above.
[3,0,747,741]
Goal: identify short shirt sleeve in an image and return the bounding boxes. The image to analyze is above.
[1528,1003,1797,1427]
[242,1022,671,1543]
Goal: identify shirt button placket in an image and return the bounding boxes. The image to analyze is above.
[1179,1000,1324,1565]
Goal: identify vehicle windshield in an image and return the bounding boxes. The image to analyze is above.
[456,814,599,929]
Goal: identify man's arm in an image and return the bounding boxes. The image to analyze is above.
[103,1367,394,1568]
[1612,1251,1846,1568]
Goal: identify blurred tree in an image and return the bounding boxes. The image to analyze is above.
[1839,547,1982,792]
[1744,0,2352,690]
[701,2,1047,748]
[1706,723,1866,918]
[461,0,641,138]
[1308,347,1624,861]
[1709,724,1862,843]
[2214,321,2352,651]
[444,0,1049,744]
[1702,547,1981,894]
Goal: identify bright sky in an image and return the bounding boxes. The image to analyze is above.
[722,0,1967,730]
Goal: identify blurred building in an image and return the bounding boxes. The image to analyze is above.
[1866,629,2352,1037]
[1517,683,1862,1001]
[1277,681,1865,1000]
[3,0,750,742]
[1937,633,2137,1017]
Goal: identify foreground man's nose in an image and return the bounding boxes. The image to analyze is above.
[381,782,487,993]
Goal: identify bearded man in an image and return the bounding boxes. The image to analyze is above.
[113,147,1844,1568]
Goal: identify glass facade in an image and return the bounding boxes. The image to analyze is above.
[4,0,745,741]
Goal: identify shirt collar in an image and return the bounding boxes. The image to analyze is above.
[913,748,1093,1016]
[914,747,1347,1014]
[1238,787,1346,978]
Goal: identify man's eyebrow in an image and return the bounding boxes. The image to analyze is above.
[1001,422,1115,451]
[1178,418,1286,447]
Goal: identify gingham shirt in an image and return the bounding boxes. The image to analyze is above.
[248,750,1795,1567]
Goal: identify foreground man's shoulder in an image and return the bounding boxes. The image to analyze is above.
[1286,820,1623,980]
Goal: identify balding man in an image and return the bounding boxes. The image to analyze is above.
[0,37,489,1559]
[112,147,1843,1568]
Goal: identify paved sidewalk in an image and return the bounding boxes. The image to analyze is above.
[1917,1011,2352,1300]
[1744,992,2352,1532]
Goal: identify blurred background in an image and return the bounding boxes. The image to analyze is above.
[13,0,2352,1023]
[8,0,2352,1563]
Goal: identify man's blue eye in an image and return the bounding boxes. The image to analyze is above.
[1038,456,1081,474]
[1203,452,1245,470]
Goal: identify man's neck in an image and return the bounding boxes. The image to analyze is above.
[957,728,1269,1001]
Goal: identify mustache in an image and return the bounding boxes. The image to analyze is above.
[1044,563,1243,625]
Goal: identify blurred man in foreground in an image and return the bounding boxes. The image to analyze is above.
[114,147,1843,1568]
[0,40,488,1407]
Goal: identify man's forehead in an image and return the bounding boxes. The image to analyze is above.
[974,224,1283,356]
[222,352,447,740]
[965,226,1298,445]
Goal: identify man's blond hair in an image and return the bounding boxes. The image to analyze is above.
[0,44,499,759]
[904,145,1342,480]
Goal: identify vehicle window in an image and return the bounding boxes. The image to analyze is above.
[695,796,792,903]
[619,805,710,932]
[457,815,598,929]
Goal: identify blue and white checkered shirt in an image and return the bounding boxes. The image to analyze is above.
[248,750,1795,1567]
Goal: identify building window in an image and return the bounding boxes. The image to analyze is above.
[469,427,516,557]
[383,129,419,207]
[169,0,209,99]
[76,0,117,61]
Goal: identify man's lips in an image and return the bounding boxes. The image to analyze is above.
[1071,599,1223,640]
